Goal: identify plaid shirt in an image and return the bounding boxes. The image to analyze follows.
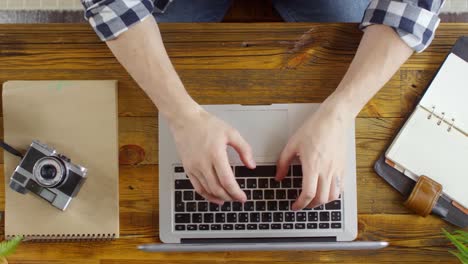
[81,0,445,52]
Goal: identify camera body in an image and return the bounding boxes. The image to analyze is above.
[9,140,88,211]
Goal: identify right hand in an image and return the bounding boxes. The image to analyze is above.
[169,107,256,204]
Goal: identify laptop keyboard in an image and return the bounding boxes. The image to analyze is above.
[173,165,343,232]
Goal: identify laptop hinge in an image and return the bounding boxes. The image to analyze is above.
[181,237,337,244]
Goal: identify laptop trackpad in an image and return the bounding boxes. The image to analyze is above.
[219,110,289,162]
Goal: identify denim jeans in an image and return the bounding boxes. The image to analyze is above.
[154,0,370,23]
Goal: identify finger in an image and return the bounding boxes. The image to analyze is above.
[189,174,224,204]
[328,175,340,202]
[227,130,256,168]
[205,166,233,201]
[214,151,247,202]
[307,173,333,209]
[292,157,319,210]
[275,143,296,181]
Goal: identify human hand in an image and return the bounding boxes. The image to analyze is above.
[275,100,354,210]
[169,107,256,204]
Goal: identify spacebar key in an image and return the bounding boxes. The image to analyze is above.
[236,165,276,177]
[175,179,193,189]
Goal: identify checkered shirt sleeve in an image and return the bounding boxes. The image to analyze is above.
[360,0,446,52]
[81,0,154,41]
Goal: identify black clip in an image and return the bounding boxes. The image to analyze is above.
[154,0,174,14]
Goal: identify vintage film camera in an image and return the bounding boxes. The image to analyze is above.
[9,140,88,210]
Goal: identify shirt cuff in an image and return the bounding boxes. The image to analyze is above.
[82,0,155,41]
[360,0,442,52]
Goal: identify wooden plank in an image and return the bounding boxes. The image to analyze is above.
[5,215,458,263]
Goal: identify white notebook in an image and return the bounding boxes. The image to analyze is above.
[386,53,468,209]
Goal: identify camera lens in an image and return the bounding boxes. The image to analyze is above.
[33,157,66,188]
[40,164,57,180]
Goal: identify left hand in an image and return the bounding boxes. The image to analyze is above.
[275,98,354,210]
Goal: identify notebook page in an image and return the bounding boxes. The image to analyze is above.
[386,106,468,208]
[3,81,119,239]
[420,53,468,134]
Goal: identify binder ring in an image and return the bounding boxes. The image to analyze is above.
[447,118,455,132]
[427,106,435,119]
[437,112,445,126]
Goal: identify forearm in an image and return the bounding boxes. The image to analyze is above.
[106,17,200,124]
[327,25,413,117]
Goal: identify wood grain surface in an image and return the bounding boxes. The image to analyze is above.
[0,23,465,263]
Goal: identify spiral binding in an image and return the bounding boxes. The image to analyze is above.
[427,106,456,133]
[6,233,116,242]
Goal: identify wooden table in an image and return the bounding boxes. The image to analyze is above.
[0,23,464,263]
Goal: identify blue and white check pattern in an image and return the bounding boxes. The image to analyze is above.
[81,0,445,52]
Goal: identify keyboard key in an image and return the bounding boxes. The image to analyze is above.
[253,190,263,200]
[295,223,305,229]
[183,191,194,201]
[215,213,225,223]
[320,212,330,221]
[235,224,246,230]
[283,223,293,229]
[175,179,193,189]
[227,213,237,223]
[245,190,252,200]
[239,213,249,222]
[296,212,306,222]
[276,190,286,200]
[210,203,219,212]
[293,165,302,176]
[204,213,214,223]
[236,165,277,177]
[236,179,246,189]
[270,178,281,188]
[175,202,185,212]
[279,201,289,210]
[232,202,243,211]
[331,212,341,221]
[247,224,258,230]
[259,224,270,230]
[281,178,292,188]
[258,179,269,188]
[314,205,324,210]
[261,212,272,222]
[244,201,254,211]
[250,212,260,222]
[192,213,202,223]
[287,189,298,200]
[264,190,275,200]
[211,224,221,230]
[175,191,183,202]
[186,202,197,212]
[223,224,234,230]
[199,224,209,230]
[175,225,185,231]
[319,223,330,229]
[247,179,257,188]
[325,200,341,210]
[198,202,208,212]
[285,212,295,222]
[221,202,231,211]
[267,201,277,211]
[271,224,282,229]
[293,178,302,188]
[308,212,318,221]
[331,223,342,229]
[187,225,197,231]
[273,212,283,222]
[175,166,184,173]
[175,214,190,223]
[307,223,318,229]
[256,201,266,211]
[195,193,204,201]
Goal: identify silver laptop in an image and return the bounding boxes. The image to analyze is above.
[141,103,387,252]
